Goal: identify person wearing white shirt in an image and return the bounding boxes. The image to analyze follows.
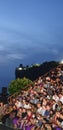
[59,94,63,104]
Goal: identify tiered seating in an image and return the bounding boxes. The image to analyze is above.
[0,64,63,130]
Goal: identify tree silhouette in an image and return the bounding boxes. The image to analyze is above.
[8,77,33,95]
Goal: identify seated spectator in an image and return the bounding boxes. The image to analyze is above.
[15,99,22,109]
[5,110,16,128]
[44,105,50,117]
[59,94,63,104]
[52,94,59,102]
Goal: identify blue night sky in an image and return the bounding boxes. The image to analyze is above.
[0,0,63,91]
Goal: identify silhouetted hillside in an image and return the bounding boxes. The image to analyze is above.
[15,61,59,81]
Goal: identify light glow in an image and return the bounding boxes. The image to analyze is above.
[60,60,63,64]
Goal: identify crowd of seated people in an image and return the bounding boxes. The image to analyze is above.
[0,65,63,130]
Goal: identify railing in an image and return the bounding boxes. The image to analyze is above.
[34,63,61,83]
[8,63,62,103]
[8,84,31,103]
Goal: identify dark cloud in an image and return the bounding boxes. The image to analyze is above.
[0,0,63,90]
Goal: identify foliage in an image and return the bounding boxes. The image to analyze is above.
[8,77,33,95]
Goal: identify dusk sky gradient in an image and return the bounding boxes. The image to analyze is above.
[0,0,63,91]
